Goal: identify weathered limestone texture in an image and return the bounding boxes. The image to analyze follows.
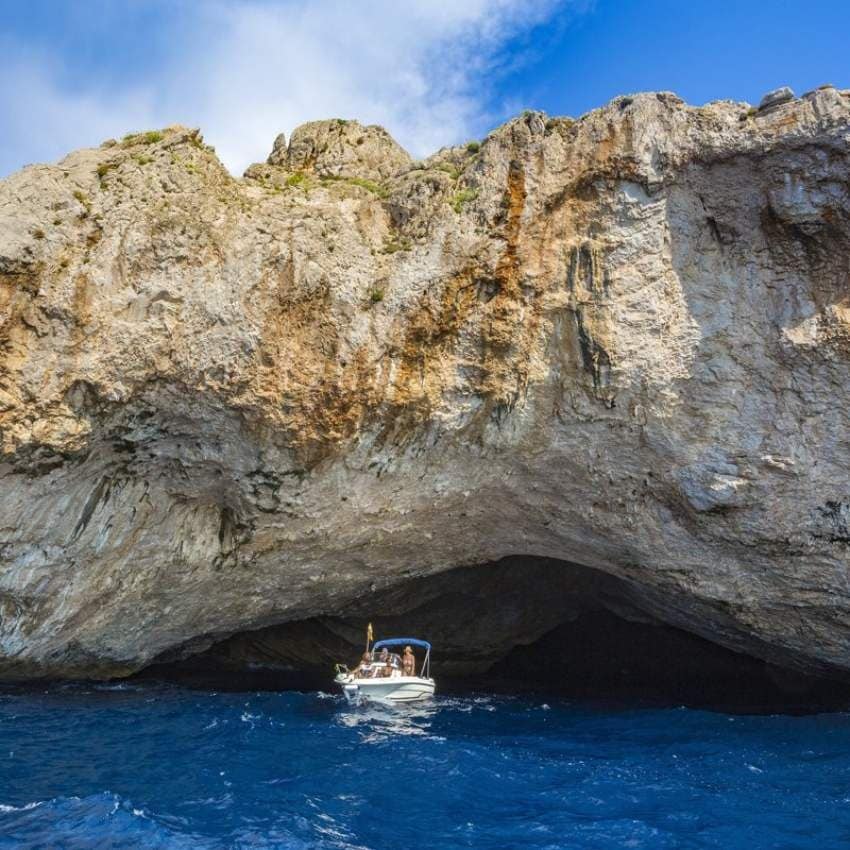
[1,87,850,680]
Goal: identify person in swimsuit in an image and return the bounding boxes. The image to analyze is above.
[402,646,416,677]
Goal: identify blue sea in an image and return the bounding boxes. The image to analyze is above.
[2,683,850,849]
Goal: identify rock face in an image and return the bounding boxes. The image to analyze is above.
[2,88,850,681]
[266,118,411,180]
[759,86,796,111]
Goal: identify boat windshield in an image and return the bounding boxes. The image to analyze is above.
[368,653,401,666]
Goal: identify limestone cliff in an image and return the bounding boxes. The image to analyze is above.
[2,87,850,681]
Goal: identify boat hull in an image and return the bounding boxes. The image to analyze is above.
[335,674,435,703]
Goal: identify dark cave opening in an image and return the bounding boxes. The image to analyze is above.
[470,614,850,713]
[136,556,850,714]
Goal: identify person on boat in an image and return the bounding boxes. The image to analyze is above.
[402,646,416,677]
[367,647,387,678]
[354,651,371,678]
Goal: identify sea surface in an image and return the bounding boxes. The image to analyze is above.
[2,683,850,849]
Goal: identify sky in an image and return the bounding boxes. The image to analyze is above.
[1,0,848,177]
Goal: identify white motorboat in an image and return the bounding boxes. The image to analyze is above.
[335,637,435,703]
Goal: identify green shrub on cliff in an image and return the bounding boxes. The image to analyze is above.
[437,162,461,180]
[382,236,412,254]
[347,177,388,198]
[121,130,164,147]
[451,188,478,213]
[286,171,308,188]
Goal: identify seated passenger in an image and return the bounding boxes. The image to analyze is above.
[402,646,415,676]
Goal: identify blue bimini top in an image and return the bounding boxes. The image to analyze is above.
[372,638,431,652]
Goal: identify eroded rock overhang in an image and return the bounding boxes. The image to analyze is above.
[2,87,850,684]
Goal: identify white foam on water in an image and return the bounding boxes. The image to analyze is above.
[0,801,42,813]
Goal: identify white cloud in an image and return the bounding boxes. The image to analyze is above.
[0,50,159,175]
[0,0,567,177]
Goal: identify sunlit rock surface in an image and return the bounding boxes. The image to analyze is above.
[2,87,850,680]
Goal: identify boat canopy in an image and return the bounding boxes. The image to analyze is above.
[372,638,431,652]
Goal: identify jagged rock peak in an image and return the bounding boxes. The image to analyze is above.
[266,118,412,181]
[759,85,796,111]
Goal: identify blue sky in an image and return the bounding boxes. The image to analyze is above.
[1,0,847,176]
[505,0,850,118]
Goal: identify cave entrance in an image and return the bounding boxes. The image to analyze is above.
[138,556,850,713]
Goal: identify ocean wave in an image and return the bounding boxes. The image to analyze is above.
[0,801,42,814]
[0,792,213,850]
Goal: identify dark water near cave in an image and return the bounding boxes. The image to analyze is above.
[2,684,850,849]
